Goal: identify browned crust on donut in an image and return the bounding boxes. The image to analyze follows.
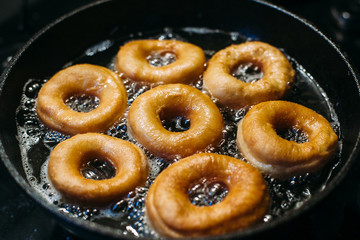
[237,101,338,179]
[116,39,206,85]
[127,84,224,160]
[36,64,127,135]
[48,133,148,205]
[146,153,269,238]
[203,41,295,109]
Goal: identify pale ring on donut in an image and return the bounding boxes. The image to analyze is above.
[127,84,224,160]
[48,133,148,204]
[236,101,338,179]
[203,41,295,109]
[146,153,269,238]
[116,39,206,85]
[36,64,127,135]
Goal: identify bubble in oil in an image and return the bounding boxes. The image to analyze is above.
[146,51,176,67]
[65,94,100,112]
[24,79,45,98]
[232,62,263,83]
[125,82,150,104]
[93,186,155,237]
[210,108,246,159]
[44,130,70,147]
[266,174,314,217]
[189,178,228,206]
[59,203,101,220]
[156,27,180,41]
[108,120,128,139]
[161,116,190,132]
[81,158,116,180]
[276,127,309,144]
[26,140,50,184]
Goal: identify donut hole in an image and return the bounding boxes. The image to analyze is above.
[231,62,263,83]
[188,178,228,206]
[276,126,309,144]
[146,51,177,67]
[65,93,100,112]
[80,158,116,180]
[161,116,190,132]
[160,107,190,132]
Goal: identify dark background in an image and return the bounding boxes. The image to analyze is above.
[0,0,359,239]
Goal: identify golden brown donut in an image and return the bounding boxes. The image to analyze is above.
[203,41,295,109]
[48,133,148,204]
[237,101,338,179]
[115,39,206,85]
[36,64,127,135]
[146,153,269,238]
[127,84,224,160]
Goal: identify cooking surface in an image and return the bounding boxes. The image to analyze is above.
[0,0,360,239]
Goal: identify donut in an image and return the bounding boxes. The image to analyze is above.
[127,84,224,160]
[203,41,295,109]
[115,39,206,85]
[48,133,148,204]
[146,153,269,238]
[236,101,338,179]
[36,64,127,135]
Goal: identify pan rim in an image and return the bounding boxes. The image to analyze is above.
[1,0,360,239]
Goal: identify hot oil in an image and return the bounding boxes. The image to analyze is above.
[65,94,100,113]
[232,62,263,83]
[189,178,229,206]
[15,27,341,238]
[81,158,116,180]
[147,51,177,67]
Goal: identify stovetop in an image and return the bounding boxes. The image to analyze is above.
[0,0,359,239]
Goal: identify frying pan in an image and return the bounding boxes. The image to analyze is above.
[1,0,360,239]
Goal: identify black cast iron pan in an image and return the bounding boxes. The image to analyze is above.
[1,0,360,239]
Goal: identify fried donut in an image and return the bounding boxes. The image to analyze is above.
[48,133,148,204]
[116,39,206,85]
[127,84,224,160]
[146,153,269,238]
[237,101,338,179]
[36,64,127,135]
[203,41,295,109]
